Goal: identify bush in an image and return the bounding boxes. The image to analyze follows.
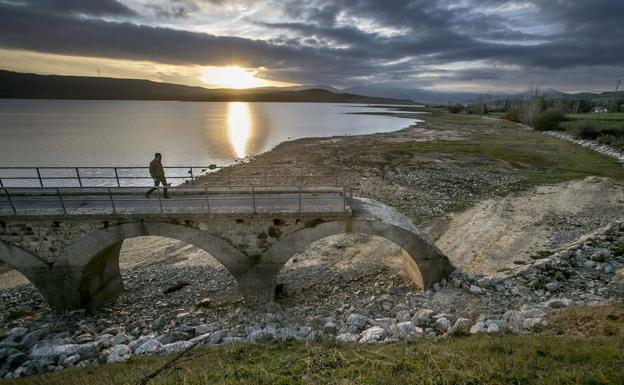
[502,108,520,122]
[532,108,565,131]
[568,120,601,139]
[448,104,462,113]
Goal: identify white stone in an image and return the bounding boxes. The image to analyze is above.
[135,339,163,355]
[107,345,131,363]
[452,318,471,333]
[469,285,482,294]
[391,321,423,339]
[336,333,359,343]
[346,313,368,330]
[359,326,388,343]
[395,310,411,322]
[434,317,452,333]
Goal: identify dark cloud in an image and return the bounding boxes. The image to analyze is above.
[0,0,623,90]
[20,0,137,16]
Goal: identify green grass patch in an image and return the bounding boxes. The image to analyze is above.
[382,130,624,185]
[566,113,624,121]
[8,335,624,385]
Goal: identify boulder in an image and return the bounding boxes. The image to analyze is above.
[359,326,388,343]
[135,339,163,355]
[434,318,452,333]
[391,321,423,340]
[346,314,368,330]
[107,345,132,363]
[336,333,359,343]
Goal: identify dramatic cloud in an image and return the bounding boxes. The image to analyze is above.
[0,0,622,91]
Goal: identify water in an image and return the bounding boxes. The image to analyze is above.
[0,100,417,186]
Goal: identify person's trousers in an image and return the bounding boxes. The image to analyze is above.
[146,177,169,197]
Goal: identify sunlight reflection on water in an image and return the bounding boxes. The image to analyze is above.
[227,102,251,159]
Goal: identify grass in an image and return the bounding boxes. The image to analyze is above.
[381,129,624,185]
[6,335,624,385]
[559,113,624,150]
[542,304,624,337]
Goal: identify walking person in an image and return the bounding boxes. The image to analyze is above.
[145,152,171,199]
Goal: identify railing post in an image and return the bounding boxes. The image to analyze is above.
[204,186,210,214]
[114,168,120,187]
[0,177,3,188]
[343,187,347,212]
[189,167,194,184]
[264,169,267,186]
[335,166,340,186]
[299,166,303,187]
[298,186,302,213]
[36,168,43,187]
[3,188,17,216]
[252,186,256,213]
[108,188,116,214]
[157,187,163,213]
[75,168,83,187]
[56,188,67,215]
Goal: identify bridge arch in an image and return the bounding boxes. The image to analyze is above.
[0,240,59,307]
[239,197,454,304]
[52,222,252,311]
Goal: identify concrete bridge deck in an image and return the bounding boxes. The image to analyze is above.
[0,168,454,312]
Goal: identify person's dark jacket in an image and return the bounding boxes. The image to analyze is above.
[149,159,165,180]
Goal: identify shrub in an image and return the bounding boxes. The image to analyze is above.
[568,120,601,139]
[532,108,565,131]
[502,108,520,122]
[448,104,463,113]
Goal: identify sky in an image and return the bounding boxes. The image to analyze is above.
[0,0,623,92]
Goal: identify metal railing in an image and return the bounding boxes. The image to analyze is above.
[0,185,353,217]
[0,166,342,188]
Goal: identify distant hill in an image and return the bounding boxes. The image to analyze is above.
[0,70,412,104]
[342,84,484,104]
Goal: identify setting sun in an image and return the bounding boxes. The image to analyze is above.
[201,66,265,89]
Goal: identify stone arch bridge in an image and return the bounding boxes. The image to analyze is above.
[0,181,453,312]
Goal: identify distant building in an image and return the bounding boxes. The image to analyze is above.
[592,106,608,113]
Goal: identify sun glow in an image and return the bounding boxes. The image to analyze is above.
[227,102,252,158]
[201,66,265,89]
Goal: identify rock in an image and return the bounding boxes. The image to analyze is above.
[152,315,168,331]
[162,341,193,354]
[135,339,163,355]
[434,318,452,333]
[510,287,521,296]
[606,268,624,296]
[433,282,441,292]
[4,352,28,370]
[31,341,101,360]
[322,322,337,334]
[336,333,359,343]
[469,285,482,295]
[129,335,155,352]
[107,345,131,363]
[111,334,130,346]
[590,249,610,262]
[62,354,81,367]
[194,323,218,336]
[378,294,395,304]
[359,326,388,343]
[451,318,471,333]
[487,323,501,333]
[195,297,211,308]
[20,328,50,348]
[395,310,411,322]
[189,333,212,345]
[207,331,225,345]
[221,337,246,345]
[477,277,490,288]
[373,318,395,329]
[75,334,94,344]
[158,331,191,345]
[391,321,423,340]
[413,309,435,326]
[346,314,368,330]
[470,322,486,334]
[2,328,28,344]
[248,327,270,341]
[381,302,394,311]
[100,326,123,336]
[295,326,314,342]
[545,282,561,292]
[545,298,572,308]
[503,310,525,331]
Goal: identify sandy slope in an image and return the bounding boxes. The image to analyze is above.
[437,176,624,274]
